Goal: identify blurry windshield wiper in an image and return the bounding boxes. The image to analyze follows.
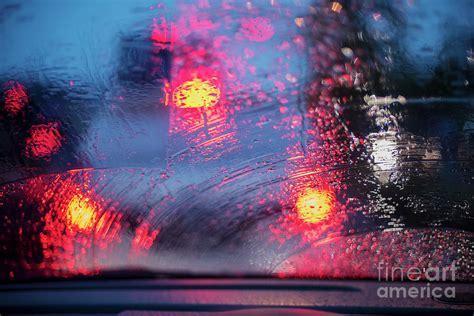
[364,95,407,106]
[364,95,473,106]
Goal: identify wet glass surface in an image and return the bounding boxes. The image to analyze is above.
[0,0,473,281]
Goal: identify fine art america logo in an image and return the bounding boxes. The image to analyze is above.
[376,261,457,299]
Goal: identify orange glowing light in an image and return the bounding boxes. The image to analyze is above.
[66,194,97,231]
[172,78,220,108]
[294,17,304,27]
[296,188,335,224]
[331,2,342,13]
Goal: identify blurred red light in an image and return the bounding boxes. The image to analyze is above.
[131,223,160,253]
[2,80,28,116]
[24,123,62,159]
[150,17,176,49]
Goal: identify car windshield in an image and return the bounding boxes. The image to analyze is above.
[0,0,472,282]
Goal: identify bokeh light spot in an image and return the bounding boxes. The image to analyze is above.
[331,2,342,13]
[24,123,62,159]
[172,78,220,108]
[2,80,28,115]
[296,188,335,224]
[66,194,97,232]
